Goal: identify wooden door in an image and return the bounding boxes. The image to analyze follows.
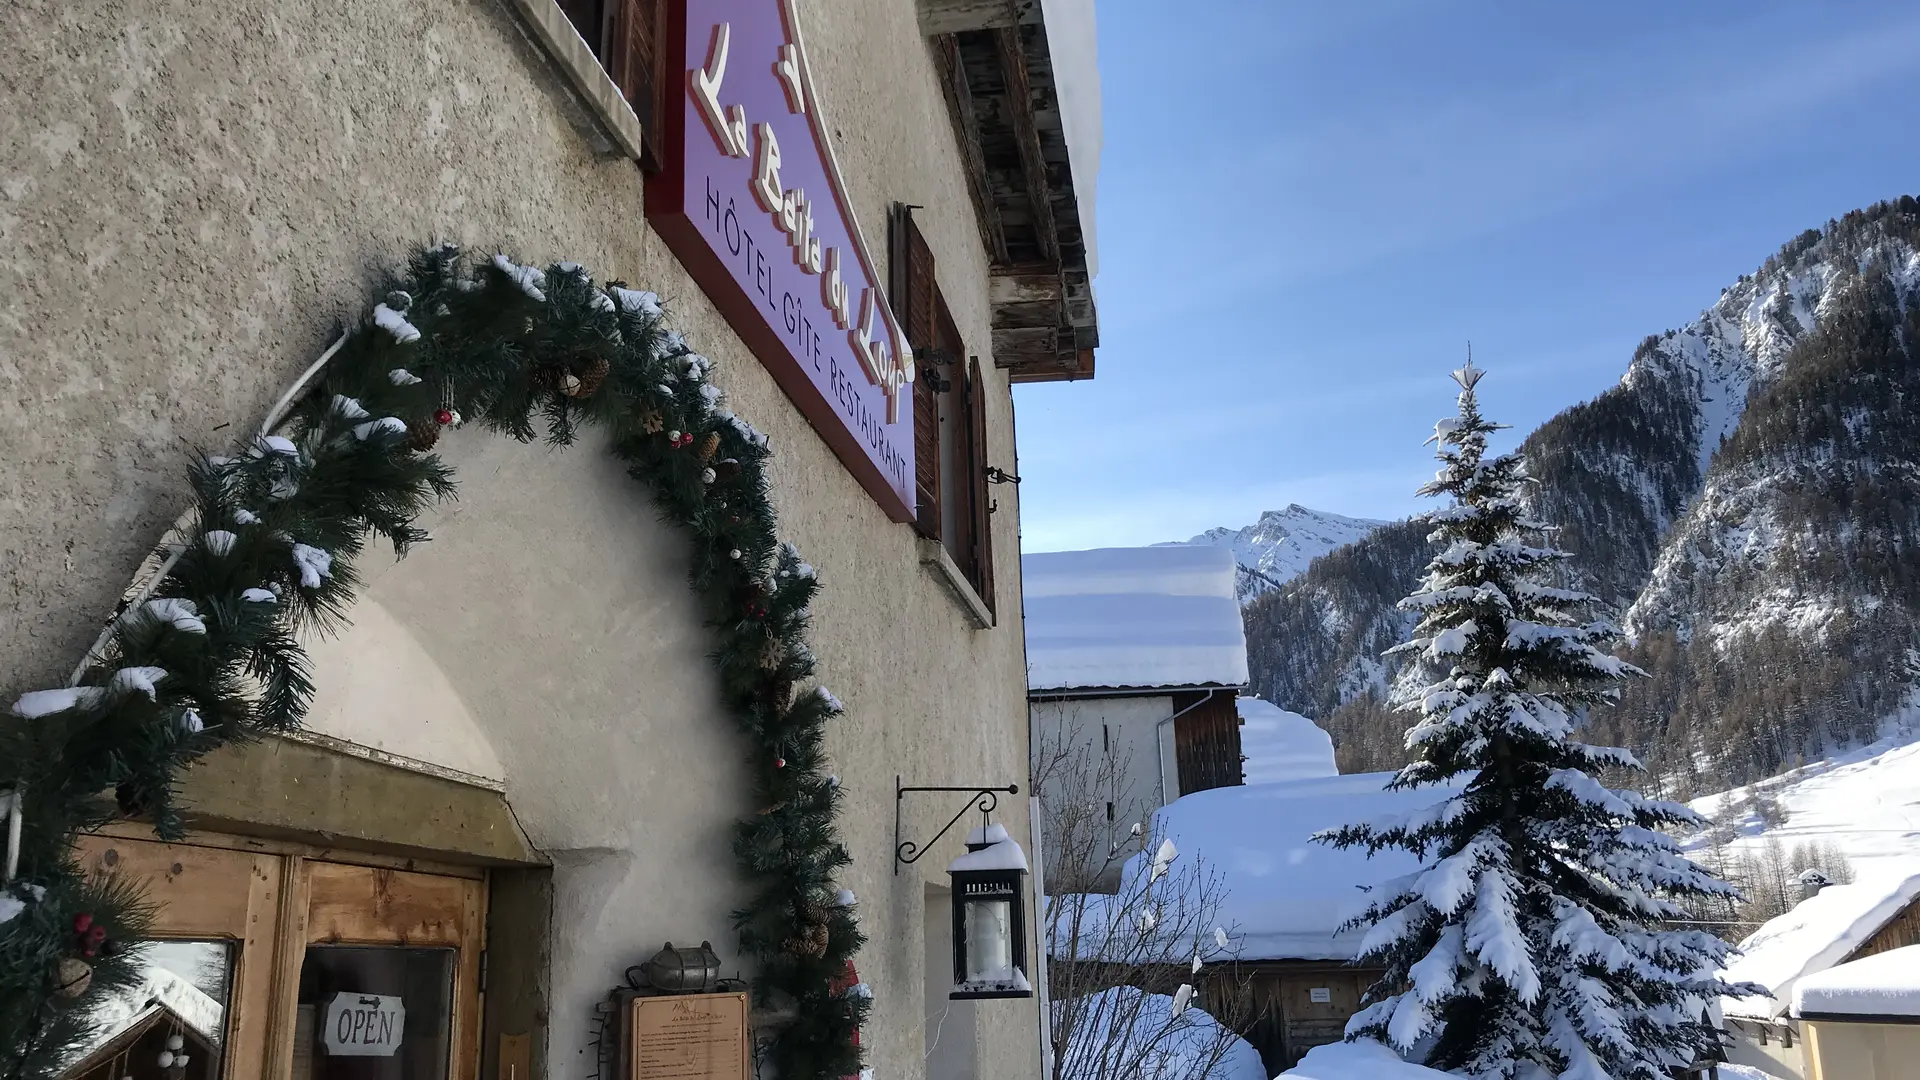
[276,862,486,1080]
[62,832,484,1080]
[1276,970,1370,1067]
[66,834,284,1078]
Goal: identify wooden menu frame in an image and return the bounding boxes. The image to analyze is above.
[615,991,751,1080]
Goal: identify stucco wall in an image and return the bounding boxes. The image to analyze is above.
[1,0,1039,1077]
[1030,696,1173,891]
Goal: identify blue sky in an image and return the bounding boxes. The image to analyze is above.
[1013,0,1920,552]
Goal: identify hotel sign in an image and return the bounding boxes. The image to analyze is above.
[647,0,917,523]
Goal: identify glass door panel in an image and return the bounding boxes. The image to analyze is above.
[292,946,455,1080]
[57,939,236,1079]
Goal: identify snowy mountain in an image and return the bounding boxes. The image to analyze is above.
[1158,505,1387,603]
[1245,197,1920,789]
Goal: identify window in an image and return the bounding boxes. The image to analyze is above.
[556,0,668,170]
[891,204,996,612]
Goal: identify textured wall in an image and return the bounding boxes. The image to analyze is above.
[0,0,1037,1076]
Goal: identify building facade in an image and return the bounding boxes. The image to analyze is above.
[0,0,1099,1077]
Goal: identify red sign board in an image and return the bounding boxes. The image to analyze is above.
[647,0,917,523]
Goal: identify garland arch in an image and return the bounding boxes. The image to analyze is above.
[0,244,869,1079]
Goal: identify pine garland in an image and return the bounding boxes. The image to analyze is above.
[1318,364,1758,1080]
[0,245,869,1080]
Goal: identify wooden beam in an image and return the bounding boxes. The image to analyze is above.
[989,269,1062,329]
[918,0,1019,35]
[937,34,1009,265]
[993,26,1058,264]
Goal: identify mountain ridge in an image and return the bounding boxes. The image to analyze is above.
[1244,196,1920,791]
[1157,504,1388,603]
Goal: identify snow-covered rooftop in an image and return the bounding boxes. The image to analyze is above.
[1237,698,1337,784]
[1022,546,1248,693]
[1059,986,1265,1080]
[1281,1038,1453,1078]
[1722,870,1920,1020]
[1792,944,1920,1020]
[1136,773,1464,961]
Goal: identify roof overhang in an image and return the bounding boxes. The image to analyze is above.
[919,0,1099,383]
[1028,682,1247,701]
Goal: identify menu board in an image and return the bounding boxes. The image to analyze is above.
[627,992,750,1080]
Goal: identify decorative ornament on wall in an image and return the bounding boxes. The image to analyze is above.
[0,246,868,1080]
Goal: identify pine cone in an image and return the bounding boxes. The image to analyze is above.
[698,431,721,463]
[407,417,442,452]
[570,355,610,398]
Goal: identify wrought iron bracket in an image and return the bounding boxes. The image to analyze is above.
[894,776,1019,875]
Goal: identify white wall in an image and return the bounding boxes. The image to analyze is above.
[1030,695,1175,890]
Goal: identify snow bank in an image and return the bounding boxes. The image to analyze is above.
[1792,944,1920,1019]
[1058,986,1265,1080]
[1280,1038,1453,1079]
[1722,870,1920,1019]
[1023,546,1248,692]
[1236,698,1337,783]
[1134,774,1464,961]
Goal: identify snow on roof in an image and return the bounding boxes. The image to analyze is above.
[1136,773,1464,961]
[1035,0,1100,283]
[1792,944,1920,1019]
[1059,986,1265,1080]
[69,960,226,1064]
[950,823,1030,873]
[1722,869,1920,1020]
[1022,546,1248,693]
[1237,698,1337,783]
[1281,1038,1454,1079]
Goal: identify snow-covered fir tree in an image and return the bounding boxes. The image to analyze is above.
[1319,363,1753,1080]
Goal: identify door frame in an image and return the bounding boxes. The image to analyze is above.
[76,823,488,1080]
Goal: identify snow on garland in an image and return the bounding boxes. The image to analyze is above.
[0,245,868,1080]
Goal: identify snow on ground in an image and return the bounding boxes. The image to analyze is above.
[1718,1065,1789,1080]
[1023,546,1247,692]
[1279,1038,1452,1078]
[1133,774,1465,961]
[1236,698,1337,784]
[1685,713,1920,880]
[1720,870,1920,1020]
[1792,943,1920,1019]
[1058,986,1266,1080]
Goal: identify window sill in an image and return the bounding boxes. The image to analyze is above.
[919,538,995,629]
[501,0,647,161]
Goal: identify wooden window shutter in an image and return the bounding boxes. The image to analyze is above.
[606,0,667,170]
[894,205,942,539]
[965,356,995,613]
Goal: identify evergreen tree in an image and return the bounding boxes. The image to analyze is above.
[1320,364,1750,1079]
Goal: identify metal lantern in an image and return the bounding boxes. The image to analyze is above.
[947,824,1032,1000]
[642,941,723,994]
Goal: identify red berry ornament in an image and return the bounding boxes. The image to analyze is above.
[774,757,786,769]
[434,408,454,425]
[73,913,93,934]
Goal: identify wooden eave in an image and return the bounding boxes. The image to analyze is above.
[922,0,1099,383]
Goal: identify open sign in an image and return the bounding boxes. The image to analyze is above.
[322,992,406,1056]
